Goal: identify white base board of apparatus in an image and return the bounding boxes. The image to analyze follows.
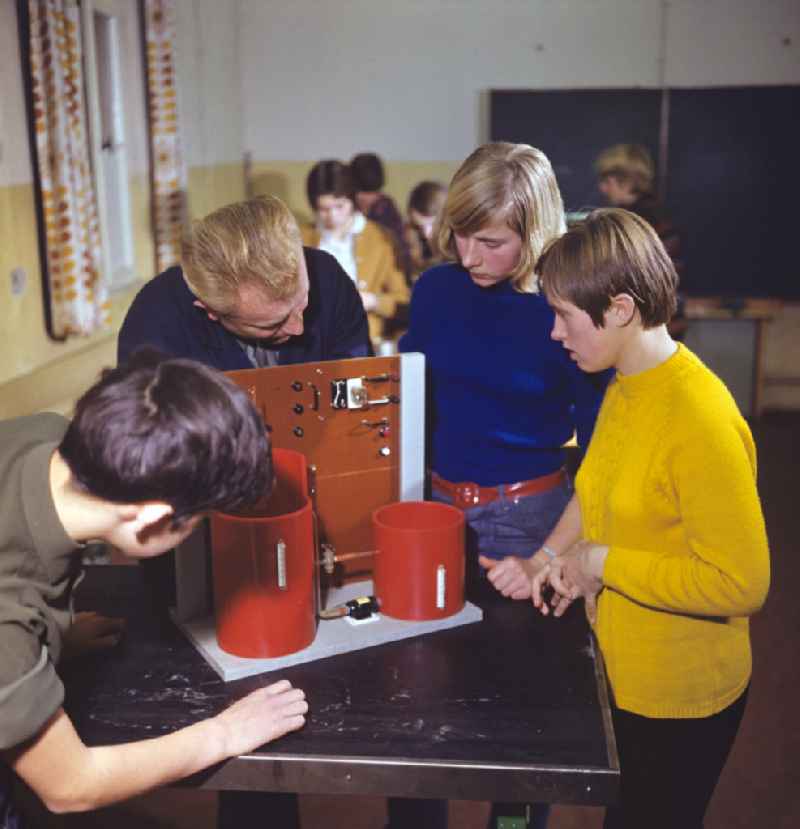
[174,579,483,682]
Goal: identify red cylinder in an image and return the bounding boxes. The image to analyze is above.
[211,449,317,658]
[372,501,465,621]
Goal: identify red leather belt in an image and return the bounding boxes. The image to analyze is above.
[431,468,566,510]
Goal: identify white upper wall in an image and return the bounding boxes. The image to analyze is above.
[0,0,243,188]
[1,0,149,187]
[174,0,244,167]
[666,0,800,86]
[239,0,800,162]
[4,1,798,185]
[0,0,34,186]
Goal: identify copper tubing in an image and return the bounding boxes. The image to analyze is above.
[332,550,378,563]
[320,545,378,575]
[318,605,349,620]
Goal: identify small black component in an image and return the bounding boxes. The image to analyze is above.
[363,373,400,383]
[345,595,380,620]
[308,382,320,411]
[291,381,303,392]
[293,426,304,437]
[293,403,304,414]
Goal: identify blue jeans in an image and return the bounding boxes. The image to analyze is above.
[431,474,572,563]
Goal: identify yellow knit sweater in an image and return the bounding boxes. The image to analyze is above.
[577,345,770,718]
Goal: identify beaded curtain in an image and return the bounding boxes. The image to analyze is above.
[143,0,187,273]
[28,0,110,337]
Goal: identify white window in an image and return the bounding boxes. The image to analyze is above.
[81,0,135,291]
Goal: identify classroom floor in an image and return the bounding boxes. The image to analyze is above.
[30,412,800,829]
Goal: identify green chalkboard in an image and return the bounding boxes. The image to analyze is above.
[490,87,799,299]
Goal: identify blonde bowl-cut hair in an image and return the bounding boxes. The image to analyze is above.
[535,208,678,329]
[436,142,566,293]
[181,195,303,314]
[593,143,655,197]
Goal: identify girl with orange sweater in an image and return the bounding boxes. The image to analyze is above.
[482,208,770,829]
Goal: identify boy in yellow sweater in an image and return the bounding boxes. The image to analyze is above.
[481,208,770,828]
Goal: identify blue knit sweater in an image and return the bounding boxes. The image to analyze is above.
[399,263,610,486]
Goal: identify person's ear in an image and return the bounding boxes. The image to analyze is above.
[607,294,637,327]
[193,299,220,322]
[118,501,174,530]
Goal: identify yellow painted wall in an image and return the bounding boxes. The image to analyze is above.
[249,160,458,226]
[188,163,247,222]
[0,163,244,420]
[0,178,145,419]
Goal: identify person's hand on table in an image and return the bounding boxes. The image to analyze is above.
[62,611,126,661]
[214,679,308,755]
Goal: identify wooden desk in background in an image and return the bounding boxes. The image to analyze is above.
[684,297,782,418]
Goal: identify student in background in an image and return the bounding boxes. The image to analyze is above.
[350,151,411,276]
[400,142,610,829]
[594,143,687,338]
[403,180,447,285]
[0,349,307,824]
[302,159,408,348]
[381,180,448,341]
[505,208,769,829]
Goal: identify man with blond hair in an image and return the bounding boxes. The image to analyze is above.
[119,195,371,368]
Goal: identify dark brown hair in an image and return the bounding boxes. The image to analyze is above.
[536,208,678,328]
[306,160,356,210]
[408,180,447,216]
[59,348,272,521]
[350,152,385,192]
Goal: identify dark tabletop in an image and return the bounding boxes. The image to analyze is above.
[64,565,618,804]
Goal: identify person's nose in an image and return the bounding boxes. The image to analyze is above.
[460,239,481,269]
[283,309,304,337]
[551,315,565,342]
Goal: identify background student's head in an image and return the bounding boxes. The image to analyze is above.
[594,143,656,206]
[407,180,447,241]
[306,159,358,233]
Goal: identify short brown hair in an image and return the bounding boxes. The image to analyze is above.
[594,143,655,196]
[60,347,272,522]
[181,196,302,313]
[306,160,356,210]
[437,143,566,292]
[408,180,447,217]
[350,153,384,192]
[536,208,678,328]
